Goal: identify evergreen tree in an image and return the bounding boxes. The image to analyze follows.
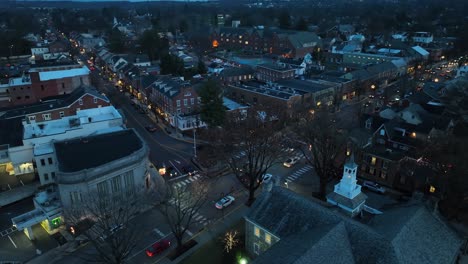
[197,59,207,74]
[279,10,291,29]
[199,79,226,128]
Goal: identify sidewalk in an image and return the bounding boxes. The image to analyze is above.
[158,203,251,264]
[0,182,39,207]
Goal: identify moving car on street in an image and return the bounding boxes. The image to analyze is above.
[283,157,300,168]
[146,240,171,257]
[215,195,235,209]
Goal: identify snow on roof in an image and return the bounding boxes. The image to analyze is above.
[39,66,89,81]
[412,46,429,56]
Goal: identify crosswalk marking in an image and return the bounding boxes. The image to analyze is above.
[189,178,195,182]
[184,179,191,184]
[186,230,193,237]
[195,215,204,221]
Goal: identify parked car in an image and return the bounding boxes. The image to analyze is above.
[260,173,273,184]
[362,181,386,194]
[145,126,158,132]
[145,240,171,257]
[215,195,235,209]
[283,157,299,168]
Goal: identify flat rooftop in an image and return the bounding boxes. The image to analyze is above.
[229,81,306,100]
[277,79,336,93]
[257,63,296,72]
[55,129,143,173]
[23,106,122,140]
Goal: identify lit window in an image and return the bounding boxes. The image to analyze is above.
[369,167,375,175]
[411,132,416,138]
[429,186,436,193]
[254,227,260,237]
[245,41,249,45]
[316,101,321,106]
[371,157,376,165]
[265,233,271,244]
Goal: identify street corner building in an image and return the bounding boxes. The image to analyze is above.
[10,128,158,240]
[244,187,463,264]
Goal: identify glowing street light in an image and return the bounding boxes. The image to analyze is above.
[239,258,248,264]
[284,181,289,188]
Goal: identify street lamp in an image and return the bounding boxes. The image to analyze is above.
[371,84,376,90]
[284,181,289,189]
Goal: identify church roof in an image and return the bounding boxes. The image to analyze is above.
[327,192,367,210]
[248,187,462,264]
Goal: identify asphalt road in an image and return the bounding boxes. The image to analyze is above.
[90,66,195,171]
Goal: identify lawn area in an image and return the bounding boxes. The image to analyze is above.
[179,220,250,264]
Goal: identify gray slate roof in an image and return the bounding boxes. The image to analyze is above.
[248,187,462,264]
[326,191,367,209]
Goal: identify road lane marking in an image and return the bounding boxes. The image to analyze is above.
[189,178,195,182]
[8,235,17,248]
[153,228,165,237]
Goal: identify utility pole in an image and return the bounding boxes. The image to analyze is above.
[193,128,197,158]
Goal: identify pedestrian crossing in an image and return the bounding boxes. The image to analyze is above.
[173,174,202,188]
[285,165,313,183]
[167,198,209,226]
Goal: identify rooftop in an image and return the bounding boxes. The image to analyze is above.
[277,79,336,93]
[38,66,89,81]
[249,187,462,264]
[229,81,305,100]
[55,129,143,173]
[0,86,108,119]
[23,106,122,140]
[257,63,296,72]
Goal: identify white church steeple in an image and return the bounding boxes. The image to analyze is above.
[334,154,361,199]
[326,153,367,217]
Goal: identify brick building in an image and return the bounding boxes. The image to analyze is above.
[0,64,90,108]
[256,63,296,82]
[147,76,206,130]
[211,27,322,59]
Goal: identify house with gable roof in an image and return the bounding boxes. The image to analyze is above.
[245,187,462,264]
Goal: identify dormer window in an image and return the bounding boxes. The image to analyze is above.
[380,129,385,136]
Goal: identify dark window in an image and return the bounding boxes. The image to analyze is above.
[16,97,21,100]
[48,157,53,164]
[13,88,16,91]
[41,85,44,91]
[20,87,23,90]
[27,86,30,89]
[51,172,55,179]
[62,83,65,89]
[25,95,30,99]
[40,159,45,166]
[44,173,49,181]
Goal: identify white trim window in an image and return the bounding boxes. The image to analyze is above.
[176,100,181,107]
[28,116,36,122]
[42,113,51,121]
[253,243,260,255]
[79,99,83,105]
[59,111,65,118]
[254,227,260,237]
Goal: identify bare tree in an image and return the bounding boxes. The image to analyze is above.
[159,179,210,254]
[208,105,287,206]
[292,109,348,200]
[63,192,145,264]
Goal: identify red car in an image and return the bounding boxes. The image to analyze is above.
[145,240,171,257]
